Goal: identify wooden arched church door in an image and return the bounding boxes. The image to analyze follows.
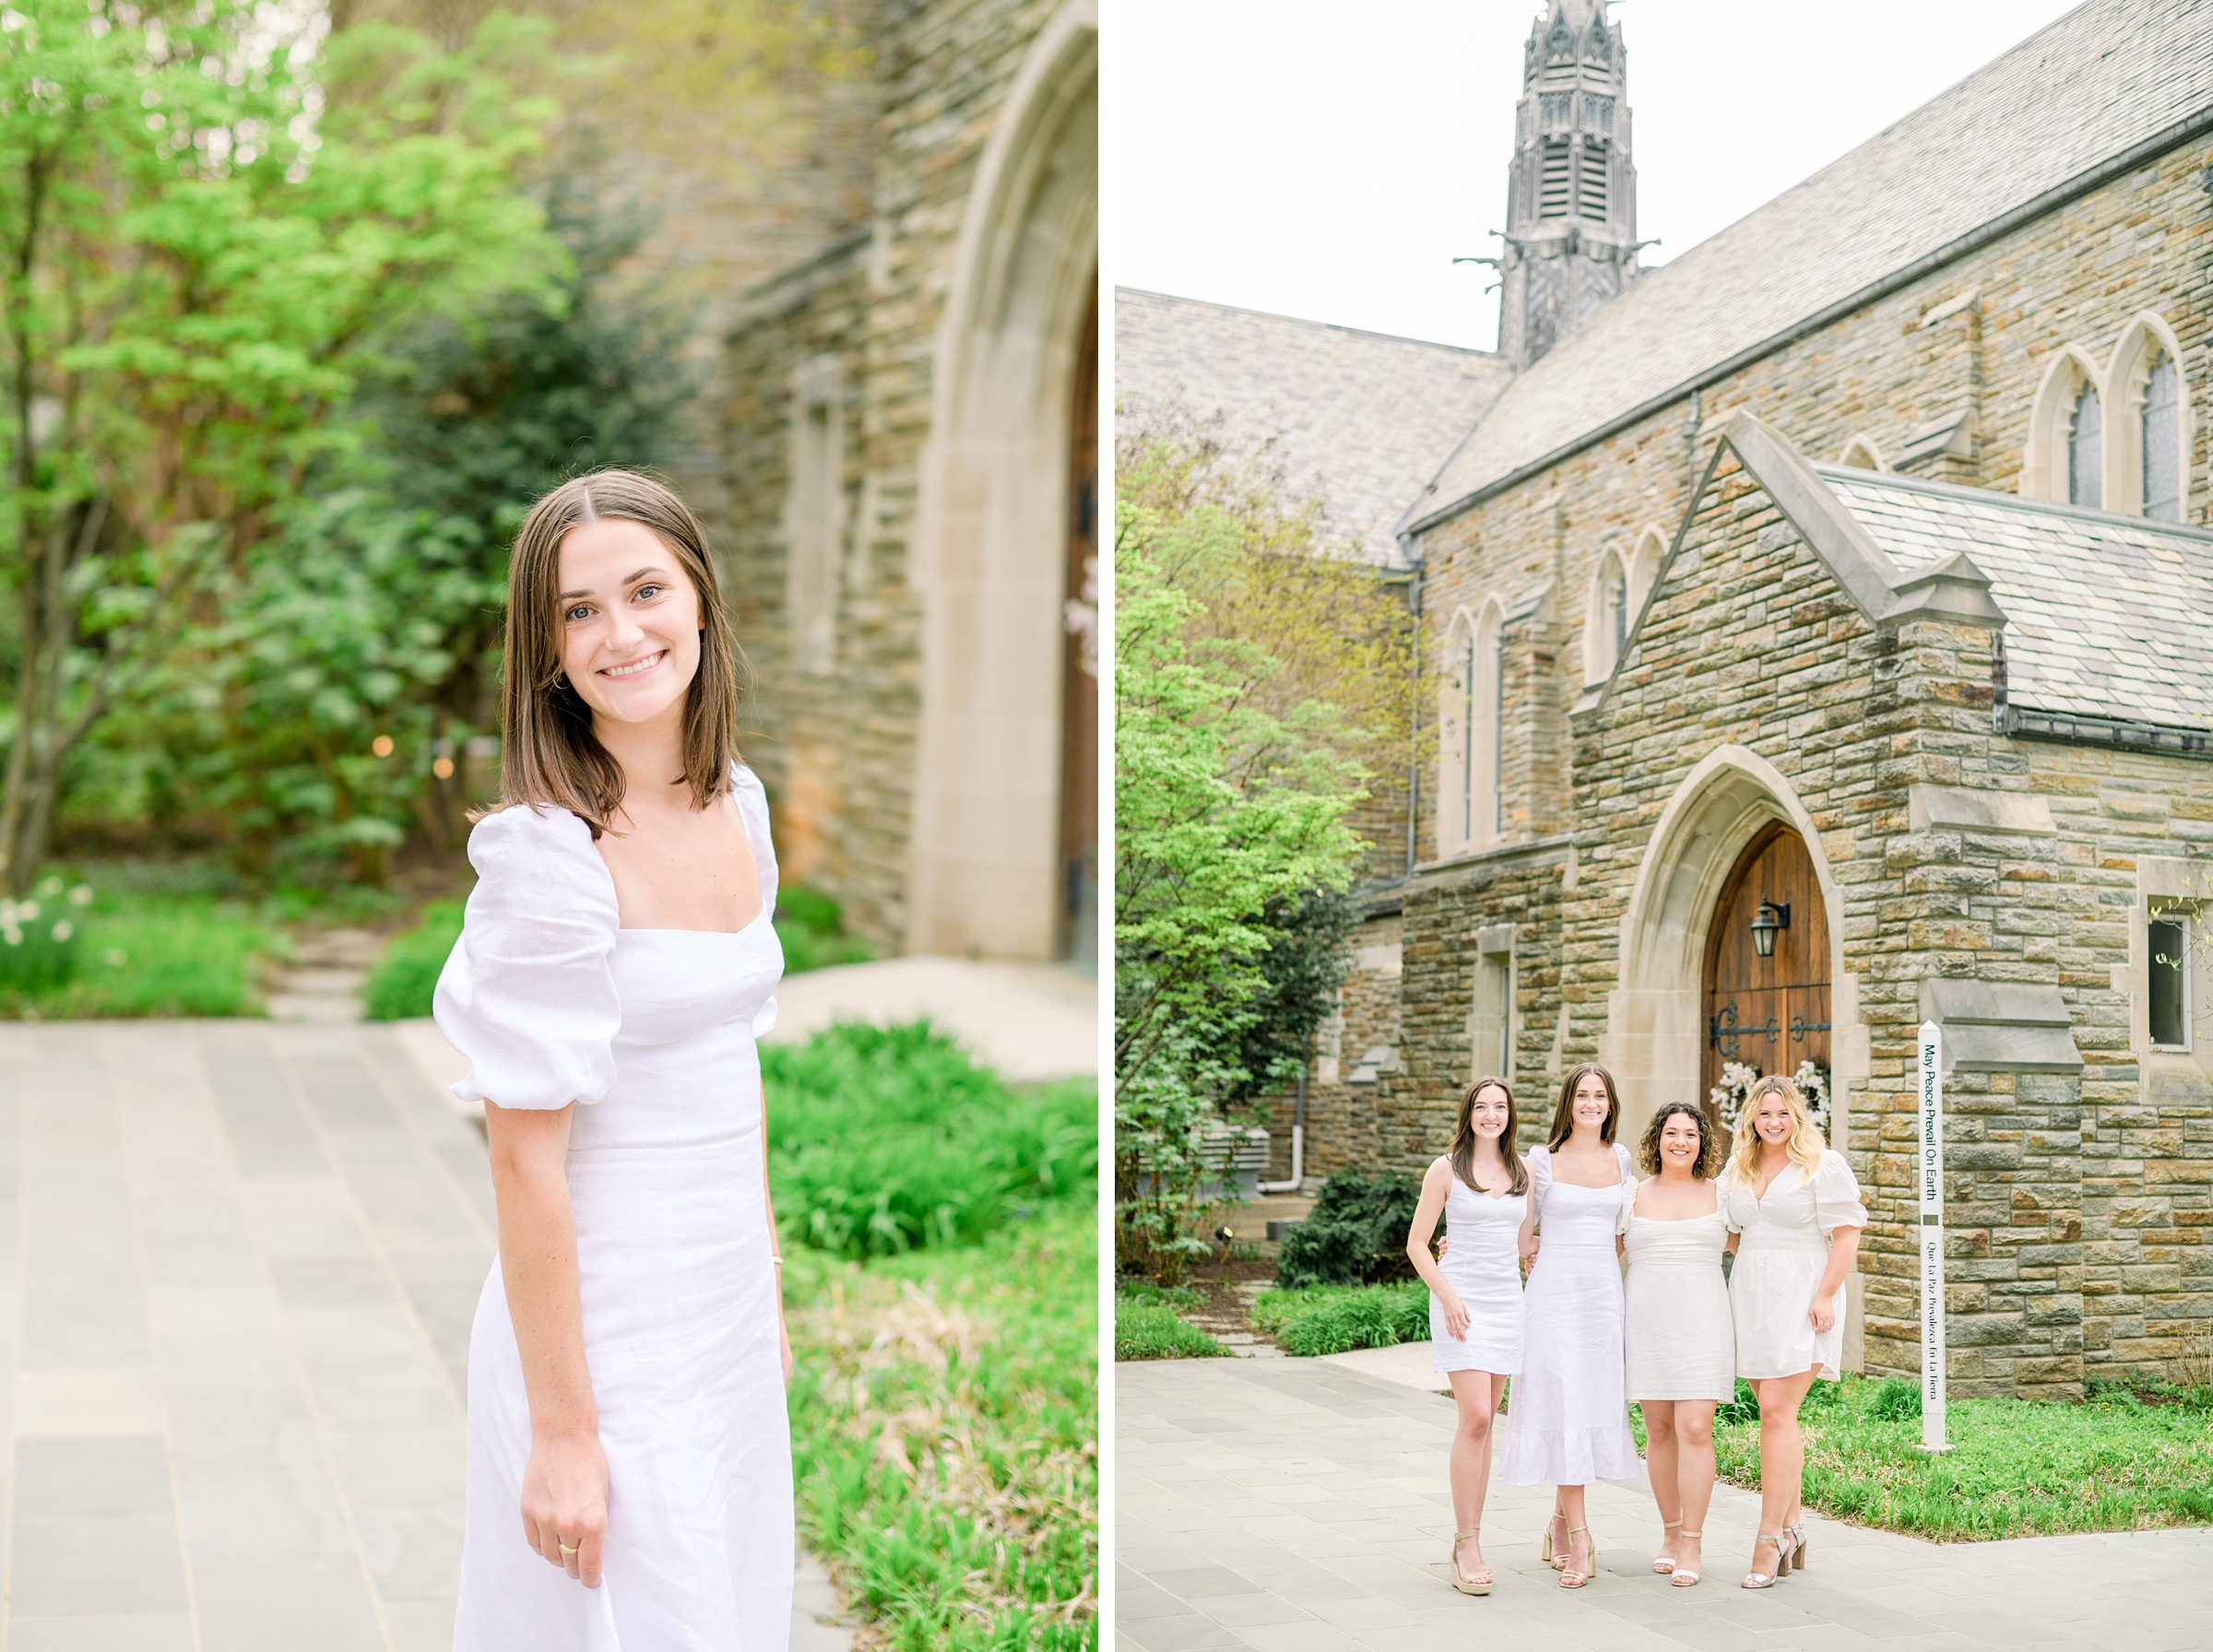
[1702,823,1831,1114]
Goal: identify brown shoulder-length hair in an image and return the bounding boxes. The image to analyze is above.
[1450,1076,1530,1197]
[1546,1061,1622,1150]
[493,469,748,837]
[1636,1098,1727,1180]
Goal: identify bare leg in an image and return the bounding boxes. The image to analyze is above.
[1639,1400,1681,1568]
[1556,1482,1593,1585]
[1445,1370,1506,1580]
[1672,1399,1717,1582]
[1746,1371,1817,1581]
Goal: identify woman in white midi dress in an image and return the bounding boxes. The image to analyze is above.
[1499,1064,1639,1591]
[1719,1073,1866,1591]
[1404,1076,1536,1596]
[1619,1099,1734,1588]
[436,471,795,1650]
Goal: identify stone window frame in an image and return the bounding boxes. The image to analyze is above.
[1580,525,1663,687]
[1835,434,1887,471]
[1468,923,1517,1085]
[2131,856,2213,1092]
[1437,597,1505,856]
[2101,312,2194,521]
[783,352,845,677]
[2021,342,2106,505]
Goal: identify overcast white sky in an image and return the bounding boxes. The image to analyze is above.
[1113,0,2085,350]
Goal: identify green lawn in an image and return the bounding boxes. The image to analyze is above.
[785,1206,1096,1651]
[1249,1280,1428,1356]
[0,892,275,1019]
[1114,1299,1226,1361]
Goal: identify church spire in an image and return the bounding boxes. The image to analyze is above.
[1496,0,1639,371]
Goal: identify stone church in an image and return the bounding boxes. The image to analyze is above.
[1118,0,2213,1396]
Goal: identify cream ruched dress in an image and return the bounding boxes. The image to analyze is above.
[1618,1186,1734,1402]
[1721,1148,1868,1383]
[436,768,793,1650]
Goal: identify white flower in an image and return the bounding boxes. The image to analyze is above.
[50,921,70,942]
[68,884,90,906]
[19,900,39,921]
[4,927,21,947]
[35,874,59,897]
[103,948,127,967]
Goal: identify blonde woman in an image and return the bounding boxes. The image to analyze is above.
[435,472,795,1646]
[1720,1074,1865,1591]
[1405,1077,1538,1596]
[1498,1063,1639,1591]
[1618,1099,1733,1588]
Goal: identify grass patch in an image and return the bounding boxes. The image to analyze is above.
[785,1205,1095,1651]
[775,882,875,975]
[764,1021,1095,1258]
[0,891,274,1018]
[1114,1299,1226,1361]
[1250,1280,1429,1357]
[1712,1375,2213,1540]
[362,900,465,1021]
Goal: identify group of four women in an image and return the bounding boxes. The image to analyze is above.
[1403,1062,1865,1595]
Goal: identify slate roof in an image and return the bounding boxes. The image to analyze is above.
[1115,289,1511,568]
[1821,466,2213,733]
[1409,0,2213,530]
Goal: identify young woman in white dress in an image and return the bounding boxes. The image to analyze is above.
[1720,1073,1867,1591]
[1405,1076,1537,1597]
[435,471,796,1648]
[1499,1063,1639,1591]
[1618,1099,1734,1589]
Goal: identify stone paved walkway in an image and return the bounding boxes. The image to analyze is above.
[0,1020,849,1649]
[1118,1358,2213,1652]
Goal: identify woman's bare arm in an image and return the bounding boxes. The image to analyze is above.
[1809,1226,1861,1333]
[761,1082,793,1383]
[487,1099,608,1589]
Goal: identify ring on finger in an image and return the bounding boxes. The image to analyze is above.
[559,1541,579,1557]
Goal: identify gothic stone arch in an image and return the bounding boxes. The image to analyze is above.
[906,2,1097,959]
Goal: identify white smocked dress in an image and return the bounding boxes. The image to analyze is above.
[1619,1185,1734,1402]
[1498,1144,1640,1486]
[1721,1148,1869,1383]
[436,768,794,1651]
[1427,1164,1528,1375]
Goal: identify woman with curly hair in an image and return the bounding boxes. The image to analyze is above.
[1720,1073,1866,1591]
[1618,1099,1733,1587]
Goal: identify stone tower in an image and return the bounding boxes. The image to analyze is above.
[1496,0,1639,371]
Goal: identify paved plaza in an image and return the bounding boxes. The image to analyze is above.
[1118,1357,2213,1652]
[0,1020,849,1649]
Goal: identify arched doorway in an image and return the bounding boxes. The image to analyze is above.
[1701,822,1832,1116]
[1059,286,1097,964]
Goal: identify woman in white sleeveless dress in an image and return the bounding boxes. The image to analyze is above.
[1499,1063,1639,1591]
[1619,1099,1733,1589]
[1405,1076,1536,1596]
[435,471,795,1648]
[1720,1073,1866,1591]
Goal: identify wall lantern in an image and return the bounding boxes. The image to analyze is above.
[1750,898,1791,959]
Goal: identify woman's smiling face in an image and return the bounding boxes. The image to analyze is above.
[1659,1111,1702,1174]
[1571,1071,1610,1131]
[557,518,703,730]
[1468,1084,1510,1140]
[1754,1089,1796,1147]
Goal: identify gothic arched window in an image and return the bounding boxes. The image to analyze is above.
[1438,603,1505,856]
[2143,349,2181,521]
[1585,549,1628,683]
[2068,381,2102,508]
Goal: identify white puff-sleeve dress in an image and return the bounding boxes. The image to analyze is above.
[436,770,793,1651]
[1497,1144,1640,1486]
[1721,1148,1868,1383]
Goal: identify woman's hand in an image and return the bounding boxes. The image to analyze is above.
[781,1317,795,1386]
[1440,1290,1472,1341]
[1808,1290,1837,1334]
[520,1429,609,1588]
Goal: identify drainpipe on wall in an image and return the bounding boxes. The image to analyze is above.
[1255,1062,1307,1196]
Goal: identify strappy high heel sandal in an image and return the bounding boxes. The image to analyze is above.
[1448,1528,1491,1596]
[1651,1516,1681,1575]
[1558,1525,1598,1589]
[1669,1529,1703,1587]
[1539,1510,1568,1570]
[1741,1531,1790,1589]
[1786,1520,1809,1569]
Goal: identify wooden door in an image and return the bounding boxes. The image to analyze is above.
[1702,823,1831,1108]
[1057,282,1098,962]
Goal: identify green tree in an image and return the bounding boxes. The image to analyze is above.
[0,4,563,890]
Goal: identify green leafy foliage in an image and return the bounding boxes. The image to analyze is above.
[1114,1299,1228,1361]
[786,1201,1095,1650]
[1249,1281,1430,1357]
[765,1022,1095,1258]
[774,883,874,975]
[1714,1374,2213,1540]
[1869,1375,1922,1421]
[1272,1173,1424,1289]
[0,891,271,1019]
[363,900,466,1021]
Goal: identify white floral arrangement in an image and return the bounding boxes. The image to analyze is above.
[1709,1056,1830,1140]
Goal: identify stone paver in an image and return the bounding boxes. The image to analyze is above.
[0,1021,850,1646]
[1117,1357,2213,1652]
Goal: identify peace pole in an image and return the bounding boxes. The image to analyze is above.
[1917,1020,1950,1453]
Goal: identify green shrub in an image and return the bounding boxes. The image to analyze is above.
[0,880,90,993]
[1717,1377,1760,1425]
[0,894,271,1018]
[1869,1375,1922,1421]
[362,901,466,1021]
[1251,1280,1429,1356]
[775,883,874,975]
[1272,1172,1423,1288]
[1115,1300,1227,1360]
[765,1021,1095,1257]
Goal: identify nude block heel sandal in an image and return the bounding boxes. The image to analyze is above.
[1558,1526,1597,1590]
[1669,1529,1702,1587]
[1741,1531,1791,1589]
[1449,1528,1491,1597]
[1651,1517,1681,1575]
